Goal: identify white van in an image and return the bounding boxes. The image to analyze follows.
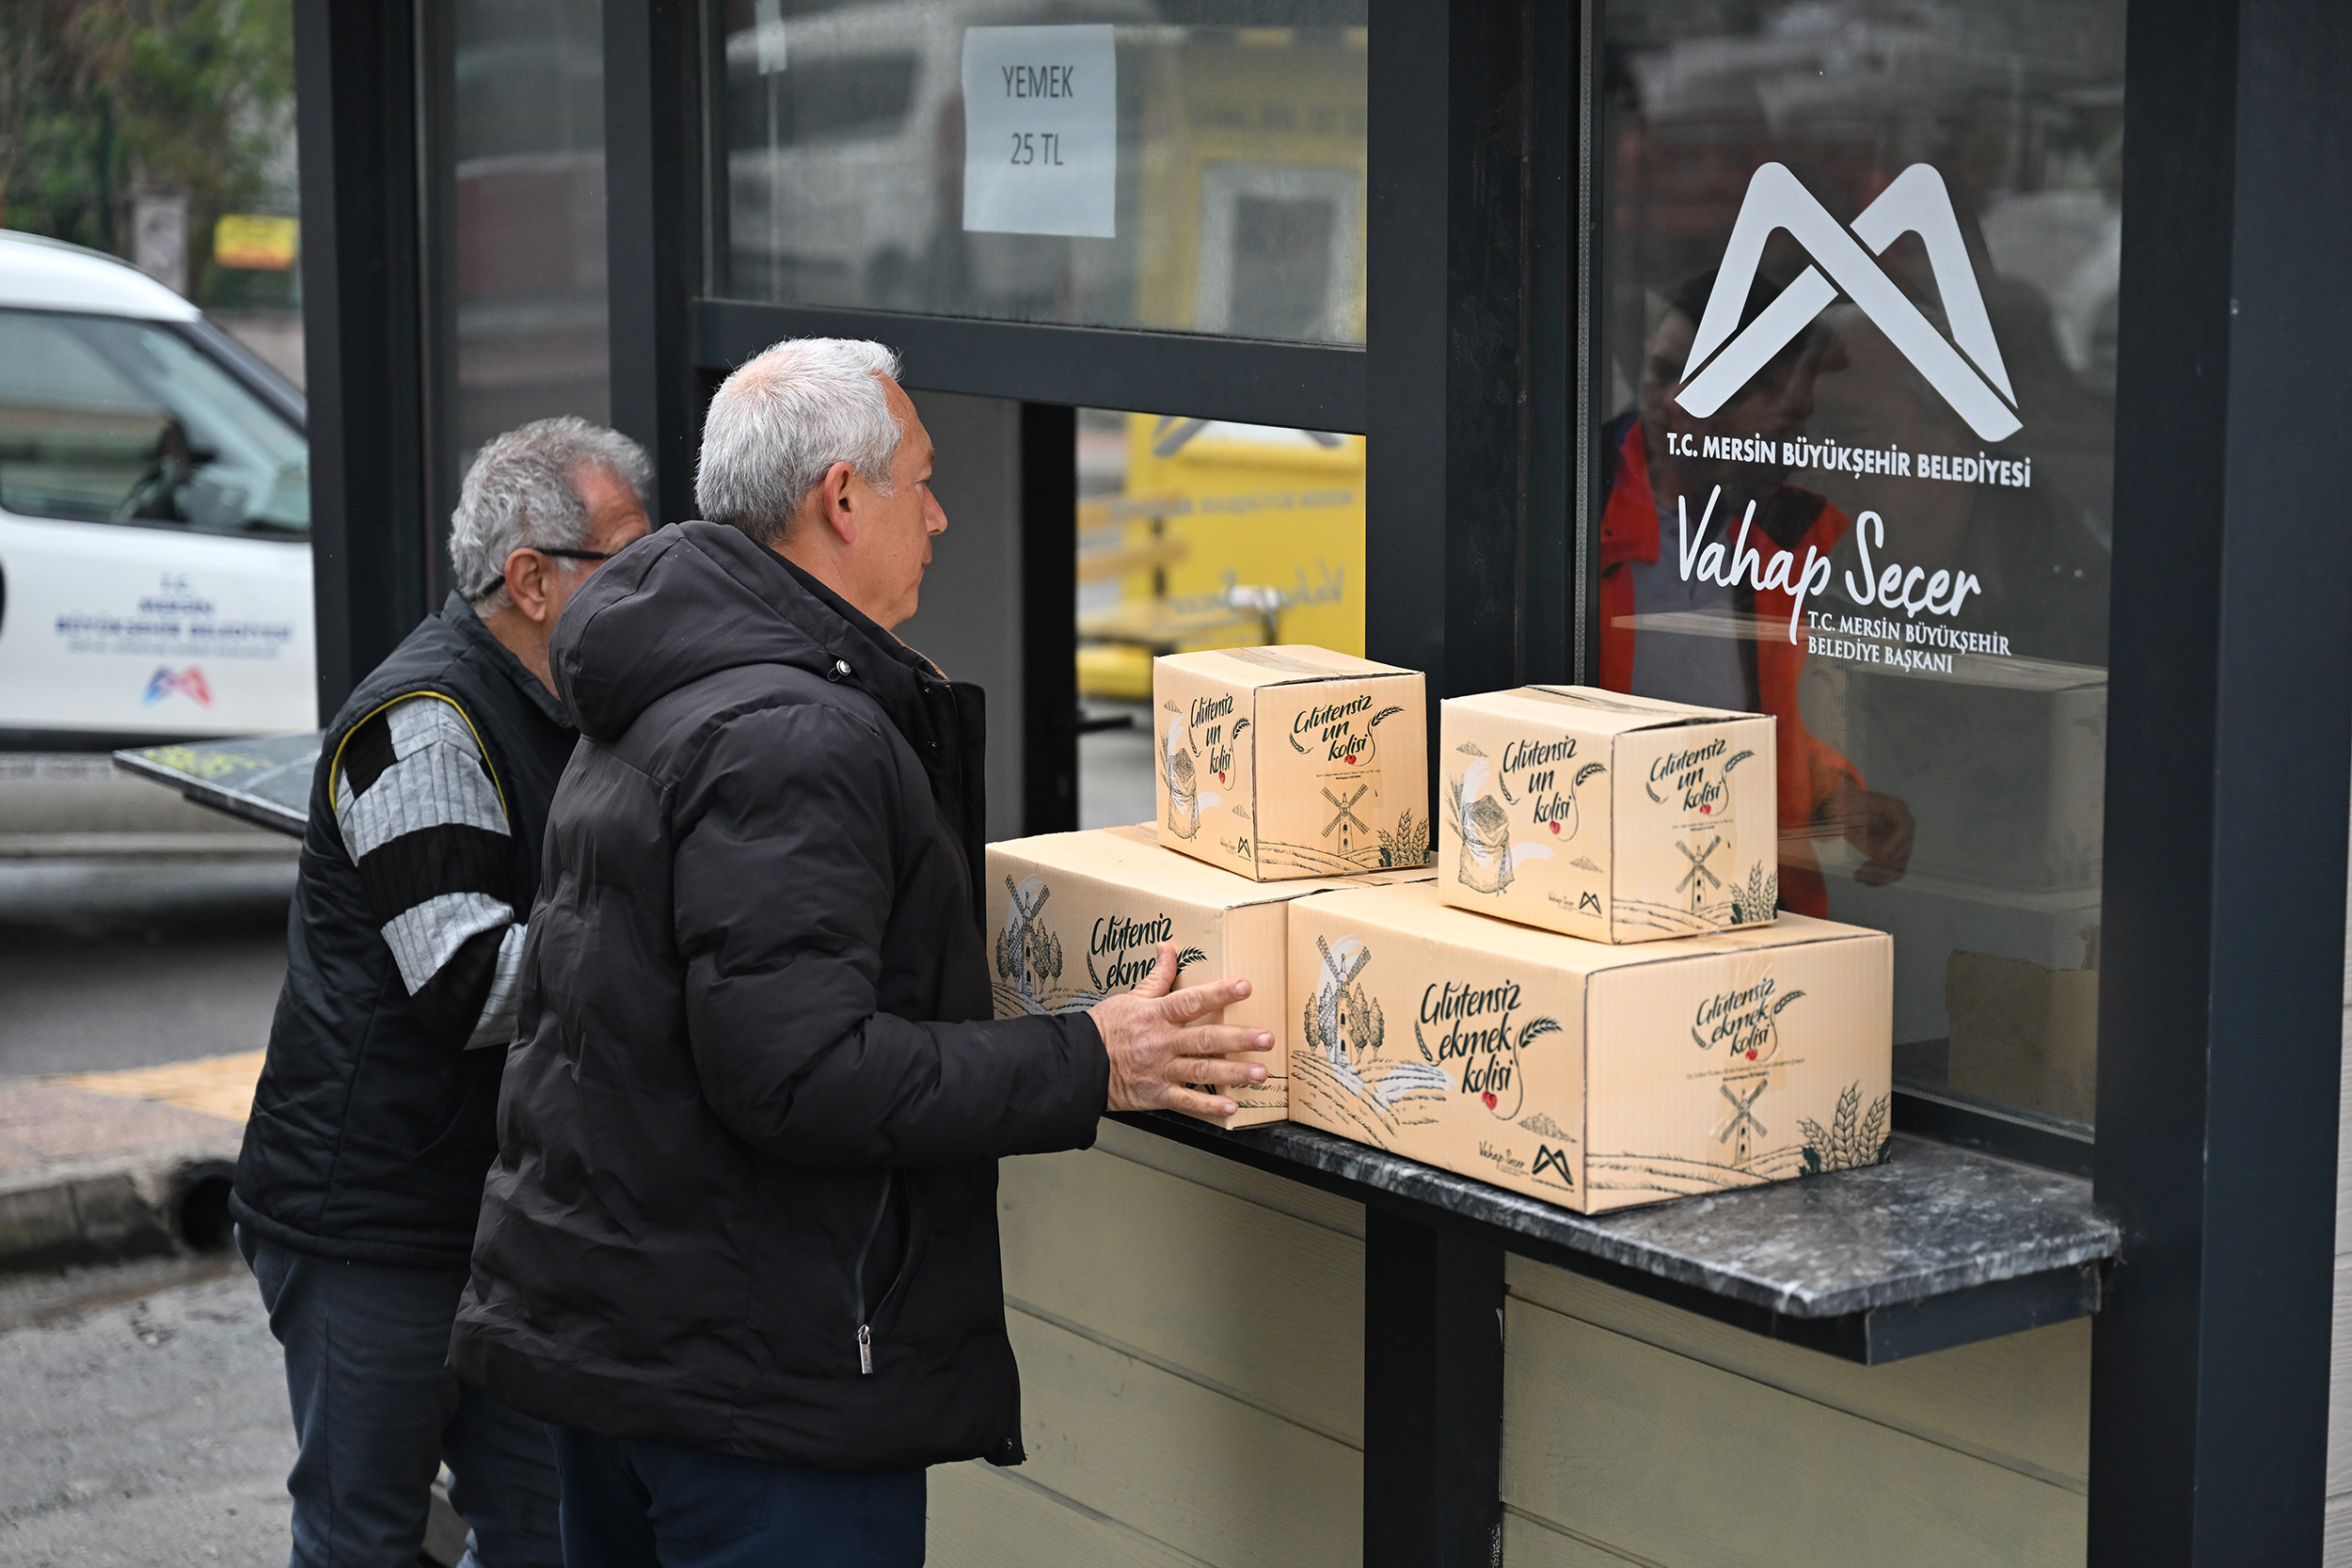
[0,230,315,748]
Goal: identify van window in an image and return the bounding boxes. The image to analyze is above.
[0,309,310,537]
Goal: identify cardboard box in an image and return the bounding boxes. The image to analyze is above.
[984,825,1434,1126]
[1285,881,1891,1213]
[1945,946,2097,1125]
[1821,654,2104,893]
[1438,685,1776,942]
[1152,645,1428,881]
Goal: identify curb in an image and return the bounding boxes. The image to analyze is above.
[0,1136,242,1274]
[0,832,301,859]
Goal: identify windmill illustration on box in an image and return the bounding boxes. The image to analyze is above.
[1715,1078,1768,1167]
[1301,934,1451,1134]
[1677,834,1724,914]
[993,875,1065,1015]
[1322,784,1369,859]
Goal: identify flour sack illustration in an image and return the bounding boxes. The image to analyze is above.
[1446,742,1555,895]
[1160,705,1217,840]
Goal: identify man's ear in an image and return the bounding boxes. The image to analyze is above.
[504,549,550,623]
[820,459,860,545]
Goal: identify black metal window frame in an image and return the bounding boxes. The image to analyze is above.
[294,0,2352,1561]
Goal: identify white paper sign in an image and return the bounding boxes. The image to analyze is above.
[961,25,1116,238]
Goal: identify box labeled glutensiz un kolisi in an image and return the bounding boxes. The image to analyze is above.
[1152,645,1428,882]
[1439,685,1776,942]
[984,824,1435,1127]
[1285,880,1891,1212]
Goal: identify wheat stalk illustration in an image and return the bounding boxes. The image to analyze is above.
[1799,1083,1892,1175]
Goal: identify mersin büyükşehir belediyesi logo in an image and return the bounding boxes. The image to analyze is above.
[142,666,213,706]
[1674,163,2020,442]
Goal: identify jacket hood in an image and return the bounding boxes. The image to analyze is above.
[551,520,911,744]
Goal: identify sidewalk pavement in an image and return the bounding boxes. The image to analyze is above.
[0,1052,262,1272]
[0,1050,479,1568]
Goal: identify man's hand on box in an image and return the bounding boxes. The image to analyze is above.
[1089,942,1273,1120]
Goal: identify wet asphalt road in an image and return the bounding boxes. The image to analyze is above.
[0,857,295,1080]
[0,852,298,1567]
[0,1257,293,1567]
[0,761,302,1563]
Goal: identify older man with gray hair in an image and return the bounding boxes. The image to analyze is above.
[451,341,1269,1566]
[234,417,650,1568]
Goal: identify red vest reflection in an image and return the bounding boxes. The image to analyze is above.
[1596,416,1867,918]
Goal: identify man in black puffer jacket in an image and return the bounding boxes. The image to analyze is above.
[450,339,1269,1568]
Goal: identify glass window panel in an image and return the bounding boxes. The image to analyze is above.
[1595,0,2122,1132]
[1076,403,1364,828]
[0,310,310,536]
[713,3,1367,343]
[450,0,612,457]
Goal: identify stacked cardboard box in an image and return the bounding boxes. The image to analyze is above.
[1284,881,1890,1212]
[984,823,1434,1128]
[989,646,1435,1127]
[1152,645,1429,880]
[1436,686,1777,942]
[1281,687,1890,1212]
[980,657,1892,1213]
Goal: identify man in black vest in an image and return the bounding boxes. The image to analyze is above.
[233,417,651,1568]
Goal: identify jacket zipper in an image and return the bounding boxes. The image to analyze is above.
[850,1171,909,1376]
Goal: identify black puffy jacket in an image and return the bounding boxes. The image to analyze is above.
[449,521,1108,1471]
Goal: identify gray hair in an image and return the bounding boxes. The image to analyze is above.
[694,338,903,546]
[450,417,651,608]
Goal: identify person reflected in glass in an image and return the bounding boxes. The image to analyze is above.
[119,415,199,521]
[1597,270,1914,914]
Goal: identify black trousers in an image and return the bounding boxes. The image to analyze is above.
[548,1427,925,1568]
[241,1227,563,1568]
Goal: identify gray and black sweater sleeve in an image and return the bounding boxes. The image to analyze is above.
[331,694,526,1050]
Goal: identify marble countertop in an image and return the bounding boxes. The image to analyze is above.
[1132,1117,2120,1322]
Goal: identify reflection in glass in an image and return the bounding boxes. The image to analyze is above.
[450,0,612,456]
[1075,405,1365,827]
[714,3,1367,343]
[1597,1,2122,1131]
[0,311,310,535]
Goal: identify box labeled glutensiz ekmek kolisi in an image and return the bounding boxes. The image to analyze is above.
[1152,645,1428,882]
[1439,685,1776,942]
[1285,880,1890,1212]
[984,824,1435,1127]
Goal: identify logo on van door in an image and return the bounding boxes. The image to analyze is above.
[141,666,213,706]
[1675,163,2020,442]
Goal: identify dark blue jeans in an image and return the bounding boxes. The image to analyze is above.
[240,1227,564,1568]
[548,1427,925,1568]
